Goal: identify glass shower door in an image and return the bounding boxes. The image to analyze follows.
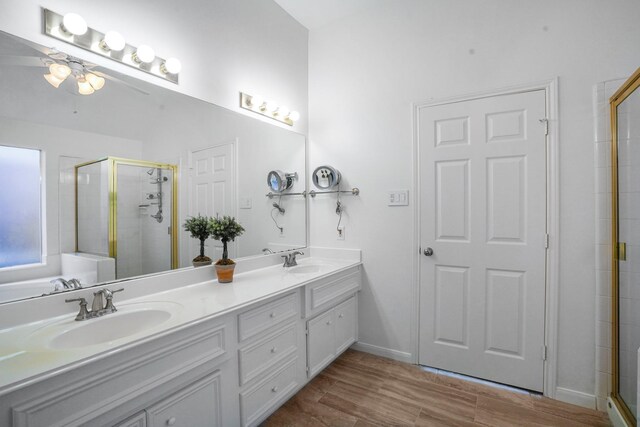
[613,68,640,426]
[115,162,176,279]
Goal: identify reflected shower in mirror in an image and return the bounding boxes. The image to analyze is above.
[0,30,306,304]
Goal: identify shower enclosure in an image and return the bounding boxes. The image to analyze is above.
[75,157,178,280]
[611,67,640,427]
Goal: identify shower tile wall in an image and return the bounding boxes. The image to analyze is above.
[594,79,640,413]
[116,167,143,279]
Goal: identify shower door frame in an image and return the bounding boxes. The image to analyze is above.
[75,156,179,273]
[610,66,640,427]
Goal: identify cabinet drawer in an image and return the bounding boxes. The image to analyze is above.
[238,292,298,341]
[114,412,146,427]
[146,371,222,427]
[239,323,298,385]
[240,357,299,427]
[305,269,360,317]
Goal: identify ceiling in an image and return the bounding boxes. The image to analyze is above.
[273,0,378,30]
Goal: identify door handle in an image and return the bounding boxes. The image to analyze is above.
[423,247,434,256]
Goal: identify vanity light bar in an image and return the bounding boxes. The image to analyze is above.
[43,9,180,84]
[240,92,300,126]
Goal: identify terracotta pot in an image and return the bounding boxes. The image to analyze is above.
[192,259,213,267]
[215,263,236,283]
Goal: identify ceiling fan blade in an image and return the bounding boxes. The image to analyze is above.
[0,55,48,67]
[93,70,150,95]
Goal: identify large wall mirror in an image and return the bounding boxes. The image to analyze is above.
[0,31,307,304]
[611,66,640,427]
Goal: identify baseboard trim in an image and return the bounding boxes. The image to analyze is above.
[555,387,597,409]
[351,342,413,364]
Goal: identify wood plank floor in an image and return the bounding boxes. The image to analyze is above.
[262,349,611,427]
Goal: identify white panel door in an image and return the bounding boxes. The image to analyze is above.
[418,90,547,392]
[189,143,236,261]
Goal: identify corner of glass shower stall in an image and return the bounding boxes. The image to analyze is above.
[74,157,178,280]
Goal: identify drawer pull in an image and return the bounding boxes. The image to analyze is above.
[271,346,277,353]
[271,385,279,393]
[338,313,344,318]
[326,320,332,325]
[167,416,176,426]
[269,312,276,318]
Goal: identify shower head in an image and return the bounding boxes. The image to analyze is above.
[146,168,155,175]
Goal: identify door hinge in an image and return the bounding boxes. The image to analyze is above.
[539,118,549,136]
[542,345,548,361]
[305,328,309,336]
[306,366,309,373]
[544,233,550,249]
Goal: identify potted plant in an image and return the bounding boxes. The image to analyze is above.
[209,215,245,283]
[183,215,214,267]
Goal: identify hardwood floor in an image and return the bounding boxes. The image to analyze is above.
[262,349,611,427]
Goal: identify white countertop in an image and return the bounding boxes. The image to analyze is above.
[0,251,361,396]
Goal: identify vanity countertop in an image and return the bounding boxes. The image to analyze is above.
[0,253,361,396]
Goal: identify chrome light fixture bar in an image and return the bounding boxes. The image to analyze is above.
[240,92,300,126]
[43,9,180,84]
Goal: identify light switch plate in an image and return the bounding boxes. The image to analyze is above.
[388,190,409,206]
[239,197,252,209]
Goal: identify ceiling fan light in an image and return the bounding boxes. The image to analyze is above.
[43,73,64,88]
[161,57,182,74]
[77,78,95,95]
[85,73,105,90]
[61,13,88,36]
[49,63,71,80]
[132,45,155,64]
[100,31,126,52]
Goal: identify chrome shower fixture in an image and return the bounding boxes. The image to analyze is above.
[146,168,155,175]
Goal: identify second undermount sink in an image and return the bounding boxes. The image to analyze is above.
[28,302,181,350]
[286,260,336,275]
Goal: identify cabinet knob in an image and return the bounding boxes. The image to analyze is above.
[269,312,276,318]
[271,385,279,393]
[326,320,332,325]
[271,346,277,353]
[167,416,176,426]
[338,313,344,318]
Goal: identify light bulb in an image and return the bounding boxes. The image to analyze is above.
[44,73,64,88]
[61,13,88,36]
[161,57,182,74]
[132,45,155,64]
[77,78,95,95]
[250,95,264,109]
[288,111,300,122]
[277,106,290,117]
[85,73,105,90]
[49,63,71,80]
[100,31,125,52]
[265,100,278,113]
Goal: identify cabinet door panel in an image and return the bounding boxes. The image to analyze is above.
[334,297,357,354]
[307,309,335,377]
[146,371,221,427]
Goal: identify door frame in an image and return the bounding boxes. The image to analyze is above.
[411,78,559,397]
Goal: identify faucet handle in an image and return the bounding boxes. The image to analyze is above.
[104,288,124,312]
[65,297,89,321]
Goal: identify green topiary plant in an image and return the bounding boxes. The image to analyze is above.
[209,215,245,265]
[183,215,213,263]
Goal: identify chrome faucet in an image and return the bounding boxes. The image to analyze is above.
[66,287,124,321]
[50,278,83,292]
[281,251,304,267]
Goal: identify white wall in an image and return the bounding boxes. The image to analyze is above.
[307,0,640,401]
[0,0,309,134]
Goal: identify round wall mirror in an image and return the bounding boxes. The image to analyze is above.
[312,165,341,189]
[267,170,297,192]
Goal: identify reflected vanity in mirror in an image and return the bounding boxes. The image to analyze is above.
[611,66,640,426]
[0,30,307,304]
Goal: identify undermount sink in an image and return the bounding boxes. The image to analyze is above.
[287,261,336,275]
[28,302,181,350]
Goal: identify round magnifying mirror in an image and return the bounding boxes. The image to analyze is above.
[267,170,297,192]
[312,165,341,189]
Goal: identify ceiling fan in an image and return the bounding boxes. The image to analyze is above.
[0,39,148,96]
